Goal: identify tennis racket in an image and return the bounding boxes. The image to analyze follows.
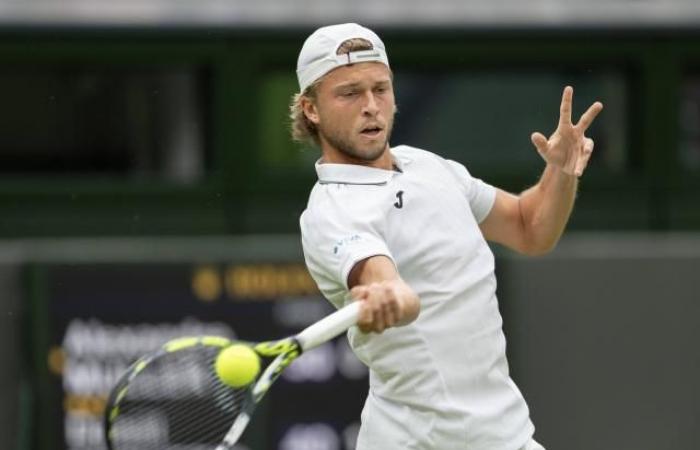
[104,301,361,450]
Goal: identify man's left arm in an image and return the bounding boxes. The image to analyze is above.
[479,86,603,255]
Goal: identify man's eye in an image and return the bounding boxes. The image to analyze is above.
[342,91,357,97]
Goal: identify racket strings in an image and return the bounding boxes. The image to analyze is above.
[107,345,250,450]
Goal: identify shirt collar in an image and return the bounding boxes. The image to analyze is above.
[315,149,412,185]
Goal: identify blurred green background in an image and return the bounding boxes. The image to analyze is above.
[0,4,699,450]
[0,29,697,236]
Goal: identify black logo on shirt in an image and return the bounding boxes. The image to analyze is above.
[394,191,404,209]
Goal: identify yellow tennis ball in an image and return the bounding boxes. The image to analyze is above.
[215,344,260,388]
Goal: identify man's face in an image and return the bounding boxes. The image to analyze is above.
[307,62,395,163]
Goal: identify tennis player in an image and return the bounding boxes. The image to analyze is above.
[295,23,602,450]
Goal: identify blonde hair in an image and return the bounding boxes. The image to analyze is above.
[289,38,375,146]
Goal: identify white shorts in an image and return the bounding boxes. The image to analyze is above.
[356,391,538,450]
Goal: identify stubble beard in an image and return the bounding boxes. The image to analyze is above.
[320,118,394,163]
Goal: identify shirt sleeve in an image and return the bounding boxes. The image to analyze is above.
[300,189,394,299]
[445,159,497,223]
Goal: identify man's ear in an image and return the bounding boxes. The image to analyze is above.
[301,96,320,125]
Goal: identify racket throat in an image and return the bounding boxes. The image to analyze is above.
[216,412,251,450]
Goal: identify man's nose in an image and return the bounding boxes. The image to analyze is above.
[362,92,380,116]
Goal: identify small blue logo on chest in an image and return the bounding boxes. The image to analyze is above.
[334,234,362,255]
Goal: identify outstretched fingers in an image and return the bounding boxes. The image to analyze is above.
[559,86,574,126]
[533,86,603,176]
[576,101,604,132]
[531,132,549,157]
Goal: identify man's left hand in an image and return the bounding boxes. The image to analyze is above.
[531,86,604,177]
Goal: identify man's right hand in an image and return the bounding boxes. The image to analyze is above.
[348,257,420,333]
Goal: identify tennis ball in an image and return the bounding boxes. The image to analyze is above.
[215,344,260,388]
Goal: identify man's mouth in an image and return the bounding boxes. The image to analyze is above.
[360,125,383,138]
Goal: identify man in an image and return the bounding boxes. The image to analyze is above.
[293,23,602,450]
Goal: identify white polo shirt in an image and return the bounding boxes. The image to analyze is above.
[300,145,534,450]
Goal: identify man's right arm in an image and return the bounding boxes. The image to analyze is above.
[347,255,420,333]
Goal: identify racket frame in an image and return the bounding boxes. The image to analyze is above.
[104,301,361,450]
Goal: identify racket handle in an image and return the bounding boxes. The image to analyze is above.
[296,301,361,351]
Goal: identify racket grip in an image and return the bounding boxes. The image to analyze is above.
[296,301,361,351]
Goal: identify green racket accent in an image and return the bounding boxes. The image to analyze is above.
[254,338,301,375]
[253,338,298,356]
[202,336,231,347]
[164,336,200,352]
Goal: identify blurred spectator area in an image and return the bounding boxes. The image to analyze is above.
[0,67,208,181]
[0,1,698,236]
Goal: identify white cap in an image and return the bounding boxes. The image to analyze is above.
[296,23,390,93]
